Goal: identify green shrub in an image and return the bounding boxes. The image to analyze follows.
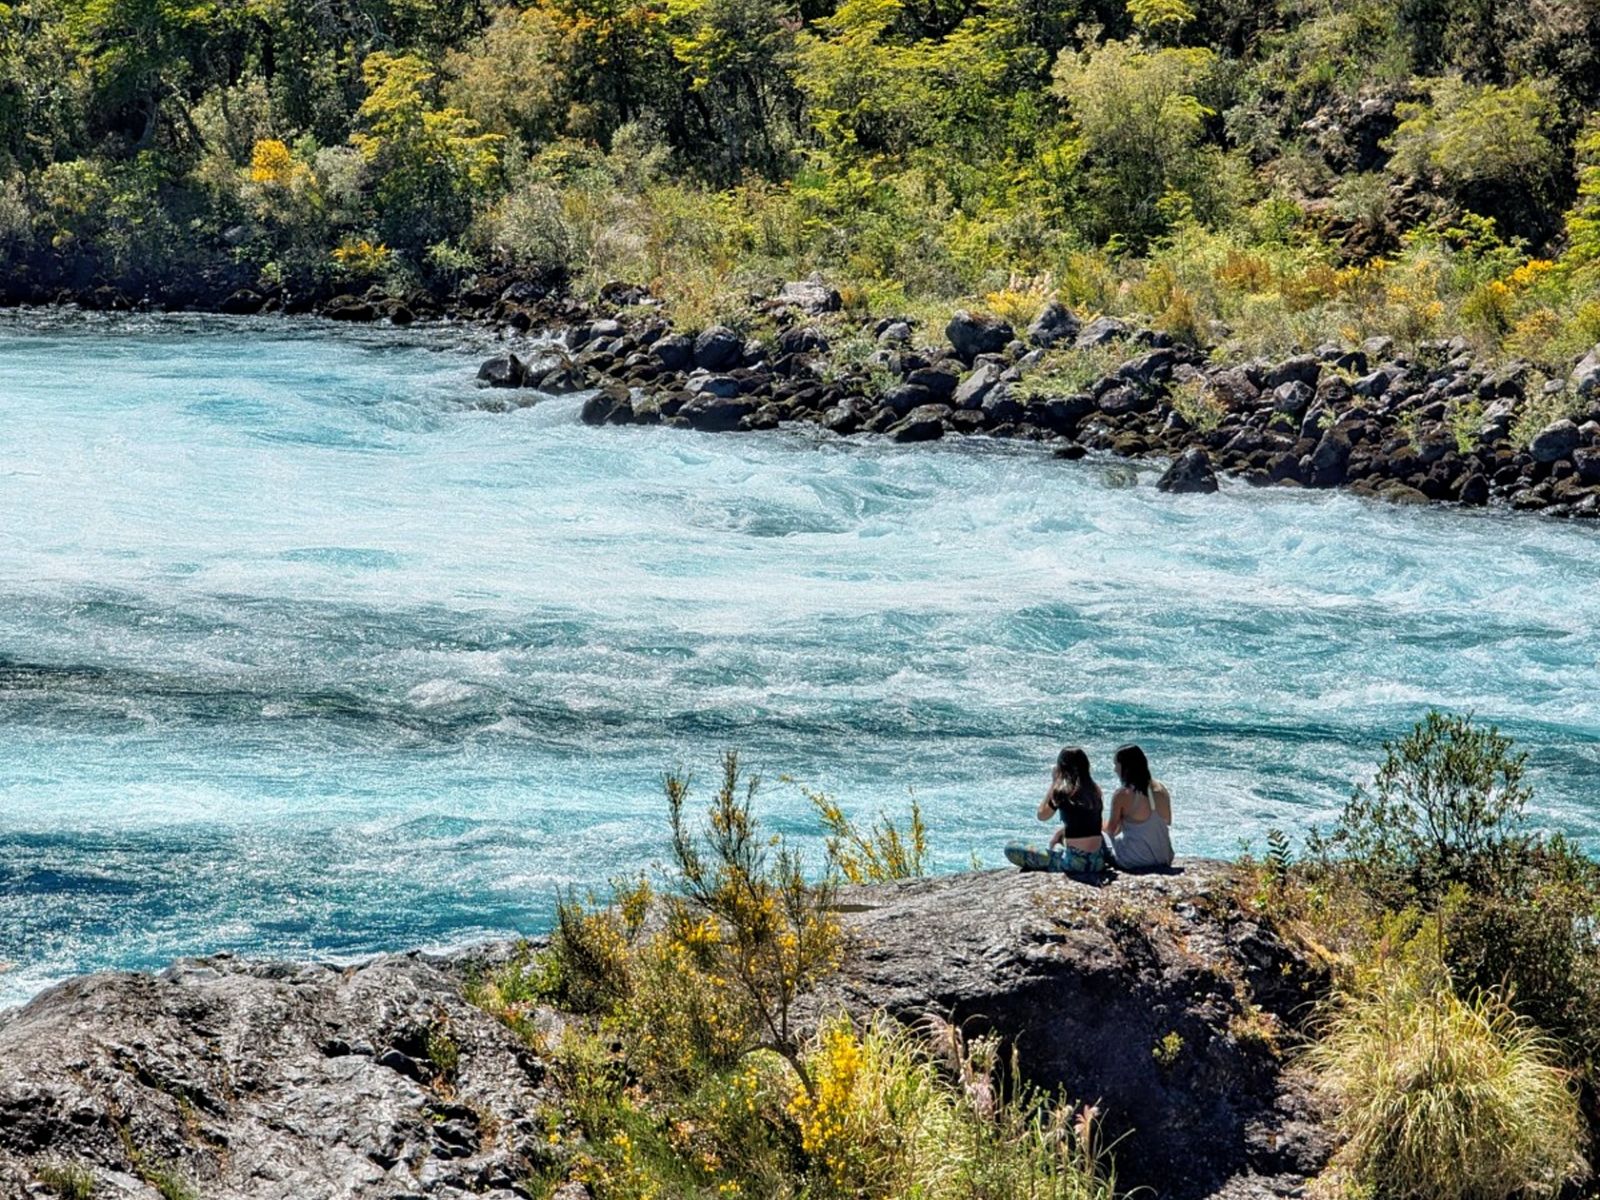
[809,791,929,884]
[1308,710,1533,903]
[665,752,844,1096]
[1306,924,1586,1200]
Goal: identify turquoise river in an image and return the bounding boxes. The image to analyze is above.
[2,312,1597,1006]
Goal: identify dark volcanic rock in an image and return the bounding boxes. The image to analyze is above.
[945,310,1014,361]
[0,954,550,1199]
[0,866,1327,1200]
[1530,419,1580,464]
[477,353,525,388]
[323,295,377,322]
[693,325,743,371]
[678,393,757,431]
[1027,302,1080,349]
[1075,315,1130,348]
[1158,448,1220,494]
[219,288,266,316]
[814,866,1329,1200]
[887,404,949,443]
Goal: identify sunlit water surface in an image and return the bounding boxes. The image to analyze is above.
[3,312,1597,1006]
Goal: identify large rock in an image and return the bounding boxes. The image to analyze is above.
[814,865,1329,1200]
[1572,344,1600,399]
[677,393,757,431]
[775,279,842,315]
[945,310,1014,362]
[1158,448,1220,494]
[1074,315,1130,348]
[886,404,949,443]
[693,325,743,371]
[0,866,1326,1200]
[476,353,525,388]
[1529,418,1580,464]
[953,361,1004,409]
[1304,428,1352,487]
[1026,302,1080,349]
[323,295,376,322]
[0,954,551,1199]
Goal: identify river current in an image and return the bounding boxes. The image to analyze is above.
[2,312,1597,1005]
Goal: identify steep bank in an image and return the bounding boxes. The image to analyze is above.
[0,861,1328,1200]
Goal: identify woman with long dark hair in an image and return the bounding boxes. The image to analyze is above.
[1006,746,1105,874]
[1104,743,1174,870]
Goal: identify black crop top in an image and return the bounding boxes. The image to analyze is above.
[1057,788,1104,840]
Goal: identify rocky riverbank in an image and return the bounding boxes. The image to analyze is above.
[12,272,1600,518]
[0,861,1327,1200]
[480,285,1600,520]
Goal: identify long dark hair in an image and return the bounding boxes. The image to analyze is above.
[1114,744,1153,796]
[1052,746,1100,809]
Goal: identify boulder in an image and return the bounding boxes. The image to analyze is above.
[887,404,949,443]
[652,334,695,371]
[1098,384,1157,417]
[905,365,959,403]
[324,295,376,322]
[476,353,525,389]
[1530,418,1580,464]
[953,362,1004,409]
[1074,315,1131,348]
[1157,448,1220,494]
[693,325,743,371]
[0,953,552,1199]
[579,385,634,425]
[219,288,266,316]
[685,372,744,400]
[1304,429,1352,487]
[775,279,842,315]
[1572,344,1600,399]
[1261,356,1320,390]
[1026,302,1080,349]
[881,383,935,416]
[776,325,830,356]
[524,351,592,394]
[813,866,1329,1200]
[678,394,757,431]
[945,310,1014,362]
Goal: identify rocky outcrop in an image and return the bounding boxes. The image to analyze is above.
[0,863,1325,1200]
[816,864,1328,1200]
[0,952,554,1199]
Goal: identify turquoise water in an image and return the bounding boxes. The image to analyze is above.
[2,312,1598,1006]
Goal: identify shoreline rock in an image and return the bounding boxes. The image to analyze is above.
[8,272,1600,520]
[0,861,1326,1200]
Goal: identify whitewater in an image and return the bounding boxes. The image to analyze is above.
[2,312,1597,1006]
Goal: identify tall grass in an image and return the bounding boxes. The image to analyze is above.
[791,1015,1116,1200]
[1305,934,1586,1200]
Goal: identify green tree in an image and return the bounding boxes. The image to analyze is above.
[1387,78,1562,241]
[351,51,503,255]
[1052,35,1223,246]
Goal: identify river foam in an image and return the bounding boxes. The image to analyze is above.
[2,313,1597,1004]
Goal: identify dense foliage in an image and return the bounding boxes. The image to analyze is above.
[3,0,1599,361]
[1256,710,1600,1198]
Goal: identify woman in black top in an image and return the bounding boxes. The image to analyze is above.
[1037,746,1106,873]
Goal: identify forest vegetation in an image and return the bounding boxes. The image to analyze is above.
[2,0,1600,363]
